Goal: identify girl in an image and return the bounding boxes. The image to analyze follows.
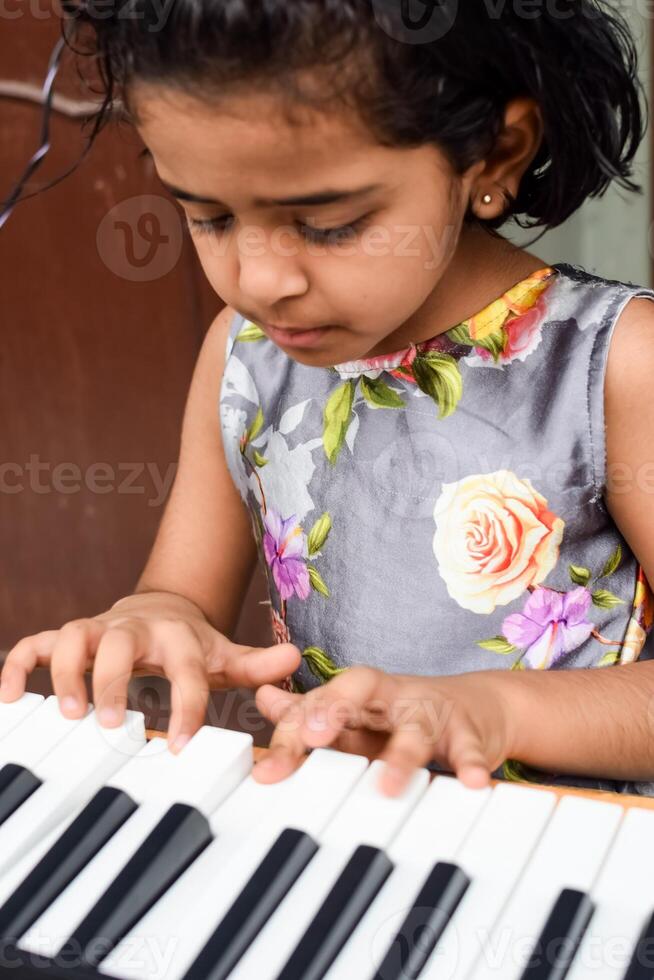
[4,0,654,798]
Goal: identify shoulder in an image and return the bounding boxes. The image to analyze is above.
[604,295,654,581]
[189,305,241,393]
[606,295,654,415]
[181,305,239,435]
[201,304,239,364]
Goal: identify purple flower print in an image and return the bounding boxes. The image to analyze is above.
[263,510,311,601]
[502,586,594,669]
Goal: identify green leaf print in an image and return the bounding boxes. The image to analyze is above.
[360,376,405,409]
[591,589,625,609]
[477,637,518,654]
[569,564,591,587]
[236,322,266,342]
[597,651,621,666]
[471,327,508,364]
[411,352,463,419]
[303,646,345,681]
[247,406,264,443]
[323,380,356,464]
[252,450,268,467]
[307,513,332,556]
[502,758,544,784]
[597,544,622,580]
[446,322,474,346]
[307,566,330,597]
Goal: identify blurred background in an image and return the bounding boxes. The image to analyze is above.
[0,1,651,741]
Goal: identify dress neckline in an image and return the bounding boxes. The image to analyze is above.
[331,263,561,379]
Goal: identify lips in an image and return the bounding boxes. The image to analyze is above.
[266,323,333,349]
[265,323,326,333]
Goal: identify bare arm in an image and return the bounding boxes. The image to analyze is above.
[496,295,654,781]
[1,305,300,744]
[134,304,257,637]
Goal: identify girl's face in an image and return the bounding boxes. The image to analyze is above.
[135,85,489,366]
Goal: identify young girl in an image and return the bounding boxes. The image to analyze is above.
[4,0,654,799]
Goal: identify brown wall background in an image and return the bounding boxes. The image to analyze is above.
[0,14,274,743]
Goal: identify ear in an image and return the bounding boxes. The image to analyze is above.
[469,96,544,220]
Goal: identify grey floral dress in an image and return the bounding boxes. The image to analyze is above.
[219,262,654,795]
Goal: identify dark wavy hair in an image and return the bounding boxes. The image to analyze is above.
[61,0,646,238]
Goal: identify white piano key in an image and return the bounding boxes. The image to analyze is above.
[418,781,558,980]
[20,725,252,959]
[0,738,171,911]
[468,794,624,980]
[0,693,44,742]
[106,736,185,800]
[101,748,371,980]
[0,805,88,907]
[0,707,145,876]
[0,695,89,771]
[324,775,492,979]
[99,774,297,980]
[566,806,654,980]
[223,760,430,980]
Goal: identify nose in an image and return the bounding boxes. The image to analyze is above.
[237,225,309,308]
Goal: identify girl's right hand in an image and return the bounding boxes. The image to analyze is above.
[0,591,301,751]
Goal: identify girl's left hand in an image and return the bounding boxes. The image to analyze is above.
[253,666,516,796]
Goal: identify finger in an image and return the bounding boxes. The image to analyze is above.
[51,621,102,718]
[0,631,59,701]
[253,707,391,785]
[164,632,210,752]
[253,668,395,785]
[212,641,302,689]
[296,667,399,748]
[252,684,306,783]
[333,727,390,762]
[255,684,300,723]
[446,723,491,789]
[92,626,140,728]
[377,725,435,797]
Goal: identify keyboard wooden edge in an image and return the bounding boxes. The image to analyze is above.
[145,729,654,812]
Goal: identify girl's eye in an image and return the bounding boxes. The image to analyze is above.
[186,214,370,243]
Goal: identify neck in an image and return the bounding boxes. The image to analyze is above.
[364,224,549,359]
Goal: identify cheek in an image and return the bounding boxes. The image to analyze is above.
[191,237,234,294]
[350,218,459,319]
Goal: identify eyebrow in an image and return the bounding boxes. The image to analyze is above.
[159,179,384,208]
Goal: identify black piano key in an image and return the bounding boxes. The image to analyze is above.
[519,888,595,980]
[373,861,470,980]
[183,827,319,980]
[275,843,394,980]
[0,764,41,826]
[0,786,137,943]
[622,909,654,979]
[60,802,213,968]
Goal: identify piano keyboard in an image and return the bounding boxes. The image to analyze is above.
[0,695,651,979]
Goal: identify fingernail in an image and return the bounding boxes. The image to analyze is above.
[61,696,79,716]
[462,766,489,788]
[170,734,191,754]
[255,758,275,774]
[381,766,409,796]
[98,707,120,727]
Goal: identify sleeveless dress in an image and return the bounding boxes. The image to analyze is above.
[219,261,654,795]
